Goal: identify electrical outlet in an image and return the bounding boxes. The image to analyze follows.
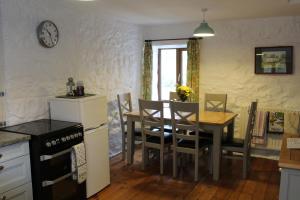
[0,91,4,97]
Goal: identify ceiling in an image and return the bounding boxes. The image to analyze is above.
[84,0,300,25]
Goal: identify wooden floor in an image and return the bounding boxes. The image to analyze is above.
[89,148,280,200]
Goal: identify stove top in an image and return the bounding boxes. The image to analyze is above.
[0,119,81,136]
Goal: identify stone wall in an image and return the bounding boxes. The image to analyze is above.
[143,16,300,138]
[0,0,143,156]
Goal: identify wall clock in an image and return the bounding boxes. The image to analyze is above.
[37,20,59,48]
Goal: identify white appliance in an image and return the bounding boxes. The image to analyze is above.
[49,95,110,198]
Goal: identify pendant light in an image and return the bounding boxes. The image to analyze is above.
[193,8,215,37]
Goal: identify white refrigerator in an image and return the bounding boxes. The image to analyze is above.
[49,95,110,198]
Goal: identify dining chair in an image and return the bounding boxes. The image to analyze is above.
[170,101,212,181]
[160,91,180,133]
[204,93,227,112]
[117,93,142,160]
[169,91,179,101]
[200,93,228,139]
[221,101,257,179]
[139,99,172,175]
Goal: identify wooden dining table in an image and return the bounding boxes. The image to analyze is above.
[124,108,238,181]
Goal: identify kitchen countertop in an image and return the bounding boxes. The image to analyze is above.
[0,131,31,148]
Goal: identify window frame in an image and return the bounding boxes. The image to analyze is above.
[157,48,187,100]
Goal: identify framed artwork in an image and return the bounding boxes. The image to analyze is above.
[255,46,293,74]
[268,112,284,134]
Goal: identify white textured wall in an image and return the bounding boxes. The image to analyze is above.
[0,0,143,125]
[144,16,300,137]
[0,1,4,124]
[0,0,143,155]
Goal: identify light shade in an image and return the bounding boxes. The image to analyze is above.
[193,21,215,37]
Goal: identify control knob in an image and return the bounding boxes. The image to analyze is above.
[61,137,66,142]
[46,142,51,147]
[51,140,56,146]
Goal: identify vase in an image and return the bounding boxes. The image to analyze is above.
[179,95,187,102]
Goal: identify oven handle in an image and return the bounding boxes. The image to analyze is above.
[42,172,73,187]
[40,148,72,161]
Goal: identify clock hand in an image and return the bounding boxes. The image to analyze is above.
[46,29,54,44]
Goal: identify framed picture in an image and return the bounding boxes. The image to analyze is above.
[255,46,293,74]
[268,112,284,134]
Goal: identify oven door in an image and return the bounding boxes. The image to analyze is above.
[40,149,86,200]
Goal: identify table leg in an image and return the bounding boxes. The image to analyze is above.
[212,126,223,181]
[131,122,136,163]
[227,120,235,141]
[126,117,134,164]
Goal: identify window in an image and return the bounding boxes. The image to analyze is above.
[152,44,187,100]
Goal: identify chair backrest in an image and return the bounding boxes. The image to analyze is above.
[204,93,227,112]
[117,93,133,134]
[138,99,165,144]
[244,101,258,151]
[170,101,200,147]
[169,92,179,101]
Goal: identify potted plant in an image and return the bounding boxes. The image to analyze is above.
[176,85,192,102]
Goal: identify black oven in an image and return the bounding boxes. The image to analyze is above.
[0,119,87,200]
[40,148,86,200]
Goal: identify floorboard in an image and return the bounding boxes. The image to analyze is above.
[89,147,280,200]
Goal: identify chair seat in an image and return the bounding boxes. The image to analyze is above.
[177,138,211,149]
[163,125,173,133]
[190,131,213,139]
[222,138,244,148]
[125,127,142,137]
[151,126,177,133]
[146,132,172,144]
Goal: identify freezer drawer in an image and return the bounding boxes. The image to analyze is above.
[84,126,110,198]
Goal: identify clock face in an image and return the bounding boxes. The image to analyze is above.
[37,20,59,48]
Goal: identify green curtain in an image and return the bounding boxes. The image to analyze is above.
[142,41,153,100]
[187,39,200,102]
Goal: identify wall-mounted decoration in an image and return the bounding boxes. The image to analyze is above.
[37,20,59,48]
[255,46,293,74]
[268,112,284,134]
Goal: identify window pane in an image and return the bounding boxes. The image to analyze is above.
[181,50,188,85]
[151,49,158,100]
[161,49,176,100]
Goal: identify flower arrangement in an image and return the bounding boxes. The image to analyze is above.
[176,85,192,102]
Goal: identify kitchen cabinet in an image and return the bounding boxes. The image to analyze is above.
[279,134,300,200]
[0,141,32,200]
[0,183,32,200]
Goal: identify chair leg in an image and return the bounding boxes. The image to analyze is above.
[121,133,126,160]
[160,148,164,175]
[142,144,146,170]
[194,151,199,182]
[243,156,248,179]
[173,150,177,178]
[131,136,135,162]
[208,146,213,175]
[247,153,251,170]
[145,148,149,166]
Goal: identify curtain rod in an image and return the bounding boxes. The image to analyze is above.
[145,37,202,42]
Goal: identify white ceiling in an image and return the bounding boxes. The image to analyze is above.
[85,0,300,25]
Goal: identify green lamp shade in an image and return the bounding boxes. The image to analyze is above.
[193,22,215,37]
